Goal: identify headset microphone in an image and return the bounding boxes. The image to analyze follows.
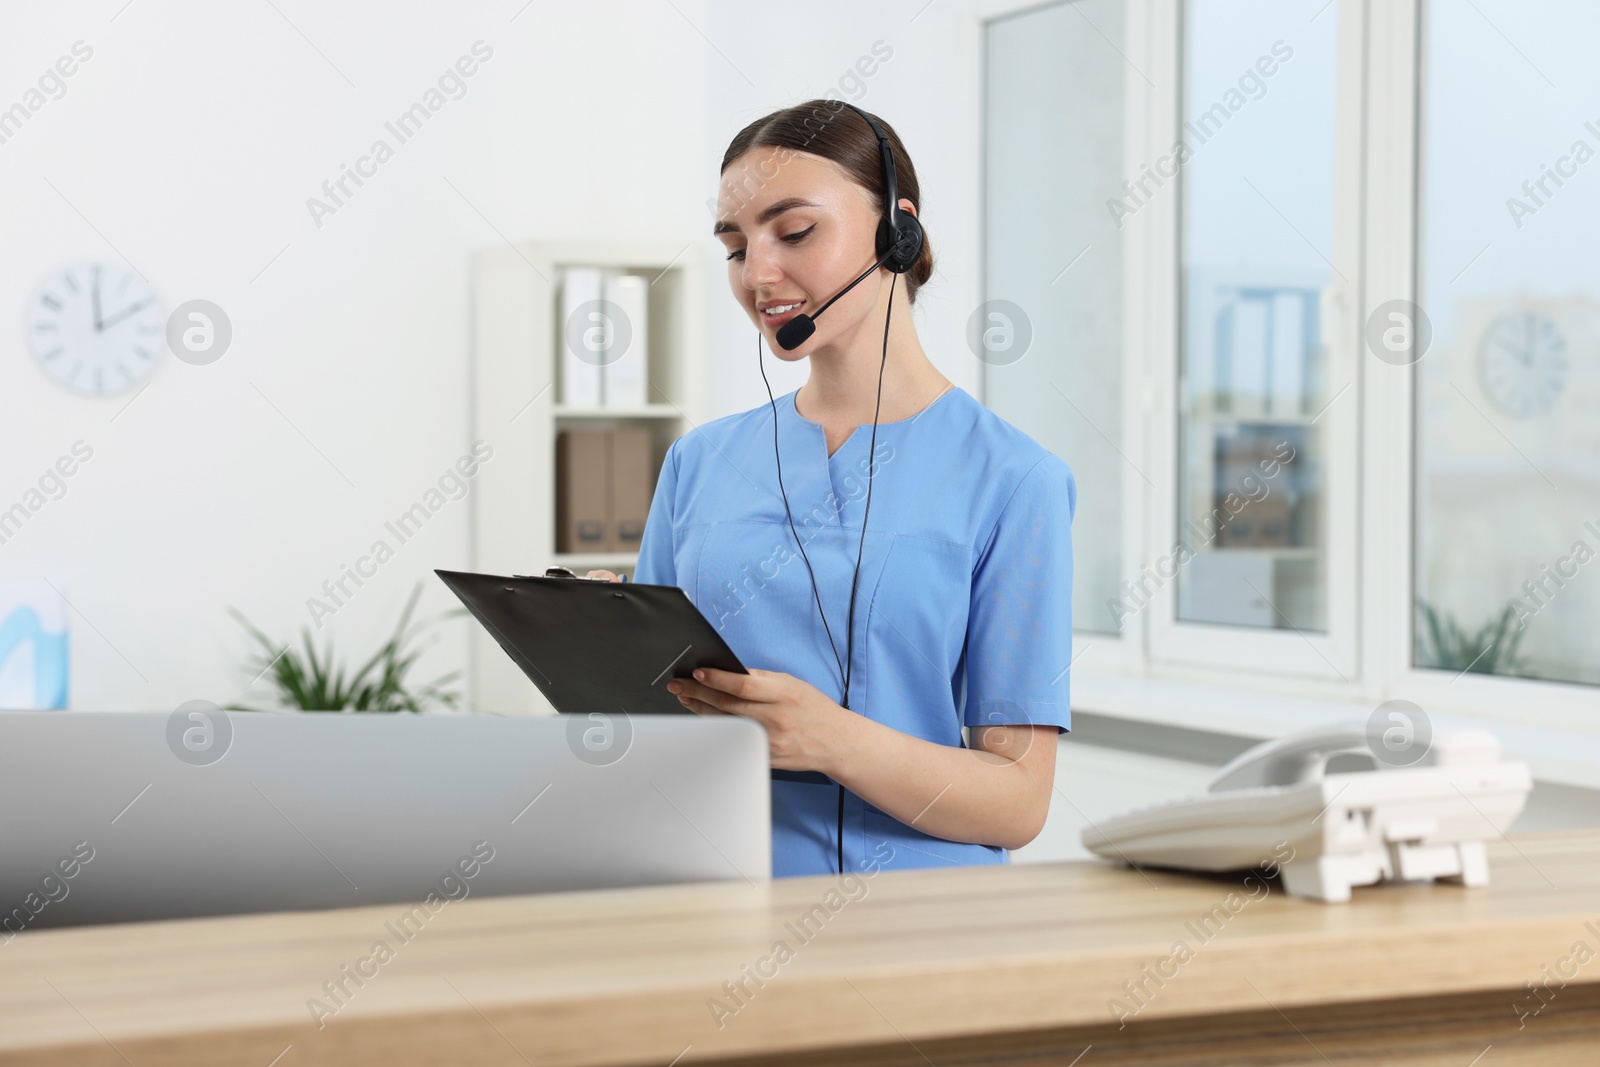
[773,245,896,352]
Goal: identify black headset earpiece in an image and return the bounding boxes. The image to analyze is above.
[842,103,924,275]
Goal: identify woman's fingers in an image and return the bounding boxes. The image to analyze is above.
[666,679,699,711]
[584,569,620,582]
[670,682,709,709]
[677,694,726,716]
[676,680,758,718]
[694,667,757,700]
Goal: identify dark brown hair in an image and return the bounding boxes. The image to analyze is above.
[719,98,935,305]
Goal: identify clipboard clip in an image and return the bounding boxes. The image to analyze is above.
[517,566,627,583]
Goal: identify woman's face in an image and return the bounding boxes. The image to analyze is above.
[715,147,903,357]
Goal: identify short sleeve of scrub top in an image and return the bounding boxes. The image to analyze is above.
[631,386,1077,879]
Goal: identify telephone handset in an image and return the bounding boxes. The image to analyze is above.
[1084,719,1532,902]
[1204,721,1504,793]
[1207,723,1377,792]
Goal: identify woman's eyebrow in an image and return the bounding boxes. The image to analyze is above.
[712,196,820,236]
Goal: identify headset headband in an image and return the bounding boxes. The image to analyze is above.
[839,103,923,275]
[843,104,901,226]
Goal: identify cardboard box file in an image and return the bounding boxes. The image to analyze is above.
[555,429,609,552]
[610,427,650,552]
[554,428,655,554]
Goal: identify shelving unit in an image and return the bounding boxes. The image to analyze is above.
[469,242,706,713]
[551,404,682,419]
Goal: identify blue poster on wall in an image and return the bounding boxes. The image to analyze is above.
[0,580,69,710]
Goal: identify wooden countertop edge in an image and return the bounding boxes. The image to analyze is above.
[7,907,1599,1067]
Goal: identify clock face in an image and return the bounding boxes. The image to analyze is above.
[1478,310,1567,418]
[27,261,165,396]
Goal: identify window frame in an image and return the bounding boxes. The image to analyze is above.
[1383,0,1600,737]
[1145,0,1365,682]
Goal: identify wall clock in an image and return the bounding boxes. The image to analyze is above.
[1478,310,1567,418]
[26,261,164,396]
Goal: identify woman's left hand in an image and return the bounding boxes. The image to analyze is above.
[666,668,851,775]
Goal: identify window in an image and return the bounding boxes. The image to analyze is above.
[1415,0,1600,688]
[982,0,1125,636]
[1177,0,1339,633]
[976,0,1595,758]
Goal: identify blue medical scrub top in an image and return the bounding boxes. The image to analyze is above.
[632,385,1077,878]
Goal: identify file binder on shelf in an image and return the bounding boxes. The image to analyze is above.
[559,266,604,407]
[602,272,649,408]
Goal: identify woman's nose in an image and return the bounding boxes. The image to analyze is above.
[740,244,782,291]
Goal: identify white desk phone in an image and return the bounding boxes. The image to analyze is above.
[1082,720,1533,902]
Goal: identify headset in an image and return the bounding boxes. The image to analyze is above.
[756,102,925,876]
[771,107,925,352]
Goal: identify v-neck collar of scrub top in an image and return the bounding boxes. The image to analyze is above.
[772,383,964,534]
[781,383,962,459]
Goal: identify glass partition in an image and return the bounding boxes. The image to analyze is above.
[983,0,1126,635]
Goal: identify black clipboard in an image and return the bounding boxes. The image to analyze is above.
[435,567,831,786]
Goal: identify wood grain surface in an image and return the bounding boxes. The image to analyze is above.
[3,830,1596,1066]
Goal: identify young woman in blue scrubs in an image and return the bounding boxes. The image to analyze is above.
[589,100,1077,879]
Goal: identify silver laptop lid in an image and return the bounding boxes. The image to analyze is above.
[0,710,770,928]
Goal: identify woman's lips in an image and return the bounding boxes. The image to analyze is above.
[760,300,805,328]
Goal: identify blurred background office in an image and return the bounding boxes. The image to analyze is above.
[1,0,1595,859]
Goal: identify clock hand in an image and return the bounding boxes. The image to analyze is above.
[1497,337,1532,366]
[99,297,153,331]
[92,268,103,332]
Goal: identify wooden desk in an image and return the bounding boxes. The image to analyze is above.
[4,830,1597,1066]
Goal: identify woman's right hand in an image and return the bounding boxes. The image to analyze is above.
[585,570,623,582]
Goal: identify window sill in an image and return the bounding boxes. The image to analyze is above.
[1070,667,1600,792]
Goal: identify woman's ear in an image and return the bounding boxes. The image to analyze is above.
[896,197,918,219]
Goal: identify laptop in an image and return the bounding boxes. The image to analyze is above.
[0,709,770,929]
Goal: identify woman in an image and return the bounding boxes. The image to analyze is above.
[589,99,1076,878]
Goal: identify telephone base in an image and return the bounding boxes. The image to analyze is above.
[1279,839,1490,903]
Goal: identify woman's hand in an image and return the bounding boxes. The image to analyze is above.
[666,668,854,776]
[584,570,623,582]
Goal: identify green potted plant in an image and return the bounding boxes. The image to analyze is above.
[226,582,464,713]
[1414,598,1528,677]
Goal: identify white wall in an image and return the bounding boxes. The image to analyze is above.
[0,0,985,712]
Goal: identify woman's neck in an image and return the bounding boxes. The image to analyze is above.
[794,286,951,428]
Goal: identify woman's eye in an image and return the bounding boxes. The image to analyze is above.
[725,225,813,261]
